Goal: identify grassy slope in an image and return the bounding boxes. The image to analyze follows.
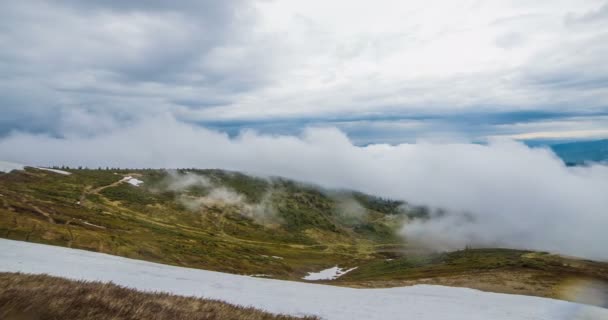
[0,272,317,320]
[0,168,405,278]
[334,249,608,305]
[1,167,607,307]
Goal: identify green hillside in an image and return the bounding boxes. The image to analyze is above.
[0,167,413,277]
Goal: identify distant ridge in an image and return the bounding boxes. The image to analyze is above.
[549,139,608,165]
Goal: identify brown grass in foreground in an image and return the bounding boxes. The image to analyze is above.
[0,272,318,320]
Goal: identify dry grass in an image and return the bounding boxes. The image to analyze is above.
[338,269,608,308]
[0,272,318,320]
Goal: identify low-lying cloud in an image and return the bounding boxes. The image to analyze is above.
[1,115,607,260]
[177,187,247,211]
[163,170,213,191]
[161,169,279,225]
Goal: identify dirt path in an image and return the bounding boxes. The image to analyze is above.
[31,205,55,224]
[78,173,144,205]
[89,173,143,195]
[77,176,405,256]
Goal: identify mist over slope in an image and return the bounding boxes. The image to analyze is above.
[1,115,607,260]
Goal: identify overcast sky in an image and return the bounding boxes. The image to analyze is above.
[1,1,608,259]
[1,0,608,143]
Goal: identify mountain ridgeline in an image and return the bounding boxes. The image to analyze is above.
[549,139,608,166]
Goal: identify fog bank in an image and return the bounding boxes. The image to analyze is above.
[1,115,607,260]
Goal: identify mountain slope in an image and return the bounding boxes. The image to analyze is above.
[0,166,607,307]
[550,139,608,165]
[0,167,410,277]
[2,239,607,320]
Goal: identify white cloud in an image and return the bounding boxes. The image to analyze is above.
[1,1,607,260]
[1,115,607,260]
[189,0,608,121]
[489,116,608,141]
[1,0,608,138]
[495,129,608,140]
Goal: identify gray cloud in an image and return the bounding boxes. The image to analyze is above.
[1,1,607,260]
[1,1,608,140]
[0,0,277,135]
[565,2,608,25]
[1,115,607,260]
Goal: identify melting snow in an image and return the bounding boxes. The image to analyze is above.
[261,255,284,260]
[79,220,106,229]
[0,239,606,320]
[303,266,358,281]
[36,167,71,175]
[122,176,144,187]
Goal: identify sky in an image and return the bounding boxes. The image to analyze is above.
[1,0,608,143]
[1,1,608,260]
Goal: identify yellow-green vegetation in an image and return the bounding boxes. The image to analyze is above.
[335,249,608,307]
[0,272,318,320]
[0,167,408,278]
[1,167,607,307]
[337,249,608,282]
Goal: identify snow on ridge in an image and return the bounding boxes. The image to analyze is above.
[36,167,71,175]
[0,239,607,320]
[303,266,358,280]
[0,161,71,175]
[0,161,24,173]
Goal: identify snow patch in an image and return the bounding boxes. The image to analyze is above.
[127,178,144,186]
[0,161,24,173]
[122,176,144,187]
[36,167,71,175]
[261,255,284,260]
[0,239,606,320]
[303,266,358,281]
[79,220,105,229]
[0,162,71,175]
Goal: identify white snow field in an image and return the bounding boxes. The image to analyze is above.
[0,239,606,320]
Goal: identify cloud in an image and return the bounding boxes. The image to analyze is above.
[0,0,277,135]
[1,1,608,259]
[178,187,246,210]
[163,170,214,191]
[1,1,608,141]
[334,196,369,219]
[1,115,607,260]
[565,2,608,25]
[195,0,608,122]
[160,169,279,225]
